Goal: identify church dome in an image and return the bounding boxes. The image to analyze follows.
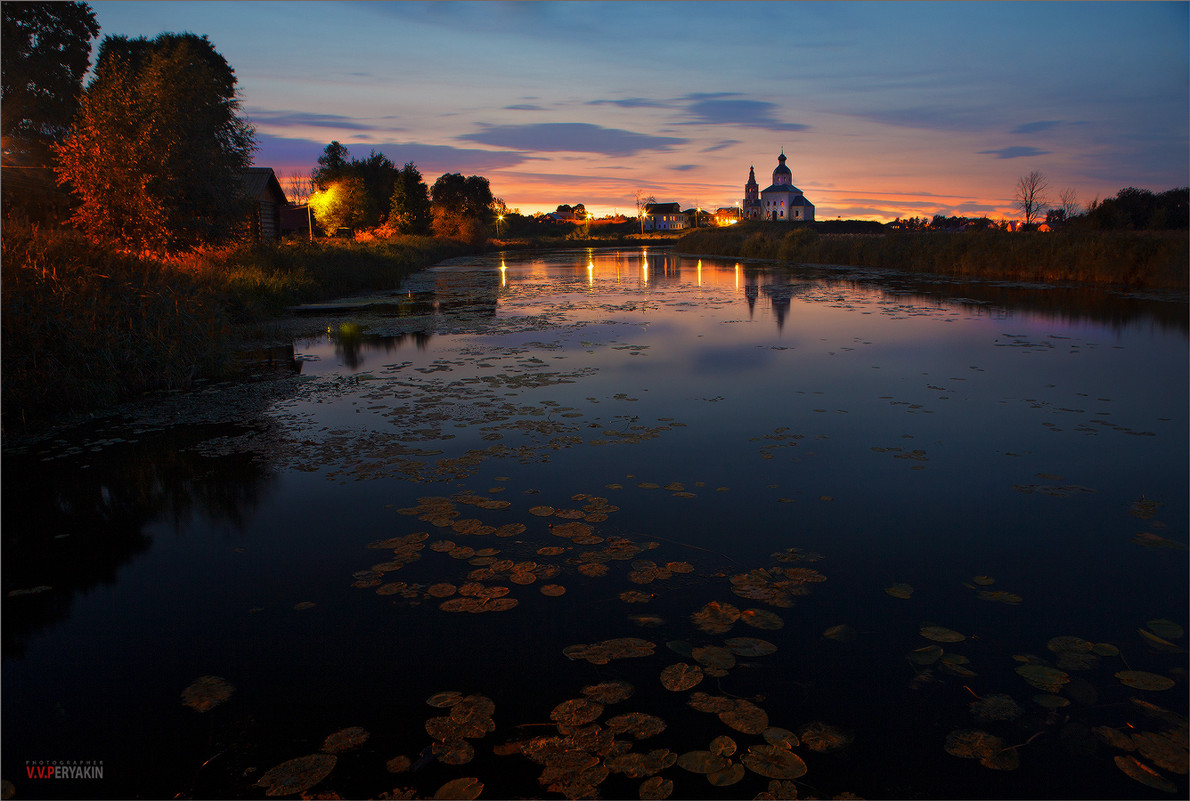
[772,152,792,183]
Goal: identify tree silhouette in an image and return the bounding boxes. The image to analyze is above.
[54,32,256,250]
[388,162,431,235]
[1014,170,1049,226]
[1,1,100,222]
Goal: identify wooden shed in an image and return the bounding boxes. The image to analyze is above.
[240,167,288,242]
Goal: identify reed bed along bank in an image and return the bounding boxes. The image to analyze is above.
[676,225,1189,290]
[1,224,468,427]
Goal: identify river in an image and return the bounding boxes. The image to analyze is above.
[3,247,1187,799]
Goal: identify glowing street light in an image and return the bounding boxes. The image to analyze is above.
[496,214,504,238]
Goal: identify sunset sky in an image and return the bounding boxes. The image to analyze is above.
[90,1,1188,222]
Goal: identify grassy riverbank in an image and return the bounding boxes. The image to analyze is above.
[1,224,468,427]
[676,224,1189,289]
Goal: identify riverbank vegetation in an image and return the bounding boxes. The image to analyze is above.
[1,223,467,427]
[676,223,1189,290]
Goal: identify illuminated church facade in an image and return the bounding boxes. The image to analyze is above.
[742,152,814,221]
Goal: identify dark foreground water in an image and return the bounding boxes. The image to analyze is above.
[3,248,1187,800]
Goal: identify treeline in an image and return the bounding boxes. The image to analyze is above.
[675,222,1188,290]
[0,3,481,426]
[1080,187,1189,230]
[303,141,500,248]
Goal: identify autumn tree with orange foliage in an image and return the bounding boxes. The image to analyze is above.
[54,32,256,252]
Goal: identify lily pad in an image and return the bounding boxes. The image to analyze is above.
[255,754,336,797]
[1116,670,1176,691]
[1146,619,1185,639]
[719,699,769,735]
[762,727,799,749]
[707,761,746,786]
[944,729,1003,760]
[908,644,943,665]
[677,750,727,774]
[725,637,777,657]
[321,726,369,753]
[563,637,655,665]
[1114,754,1177,792]
[798,721,853,752]
[741,745,807,779]
[181,676,234,713]
[638,775,673,799]
[969,694,1022,721]
[1015,664,1070,692]
[885,583,914,599]
[739,608,784,630]
[690,601,740,634]
[692,645,736,670]
[551,698,604,727]
[920,625,966,643]
[660,662,704,691]
[582,680,635,704]
[606,712,666,740]
[709,735,738,757]
[433,776,483,800]
[823,624,857,642]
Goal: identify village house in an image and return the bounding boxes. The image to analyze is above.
[642,202,688,231]
[239,167,288,242]
[742,152,814,221]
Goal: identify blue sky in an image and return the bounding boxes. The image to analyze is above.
[89,1,1189,220]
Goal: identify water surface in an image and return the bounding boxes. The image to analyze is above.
[3,248,1187,800]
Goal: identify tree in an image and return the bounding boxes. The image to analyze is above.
[2,1,100,221]
[430,173,495,222]
[308,175,368,234]
[54,32,256,251]
[1059,188,1080,220]
[1014,170,1049,226]
[430,172,495,243]
[284,170,314,205]
[312,141,350,188]
[388,162,431,235]
[634,190,655,234]
[353,149,396,226]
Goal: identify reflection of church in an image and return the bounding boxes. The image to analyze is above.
[742,152,814,221]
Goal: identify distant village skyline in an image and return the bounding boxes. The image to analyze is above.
[88,1,1189,222]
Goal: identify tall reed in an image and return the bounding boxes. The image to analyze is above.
[677,225,1189,290]
[2,225,470,427]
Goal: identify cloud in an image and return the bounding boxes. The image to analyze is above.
[505,104,547,111]
[669,165,699,172]
[246,109,384,131]
[978,146,1051,159]
[458,123,687,156]
[677,94,808,132]
[701,140,742,153]
[845,104,997,133]
[252,133,532,175]
[587,97,673,109]
[1011,120,1063,134]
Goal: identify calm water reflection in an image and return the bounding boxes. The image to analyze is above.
[3,248,1186,800]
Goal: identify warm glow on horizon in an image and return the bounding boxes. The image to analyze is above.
[87,1,1187,227]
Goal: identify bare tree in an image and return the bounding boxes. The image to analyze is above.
[1059,187,1080,219]
[285,170,313,205]
[1014,170,1049,226]
[635,189,655,234]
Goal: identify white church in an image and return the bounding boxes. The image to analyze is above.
[742,152,814,221]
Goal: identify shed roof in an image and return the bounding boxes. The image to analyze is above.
[240,167,288,204]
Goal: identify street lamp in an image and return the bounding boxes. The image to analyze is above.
[496,214,504,238]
